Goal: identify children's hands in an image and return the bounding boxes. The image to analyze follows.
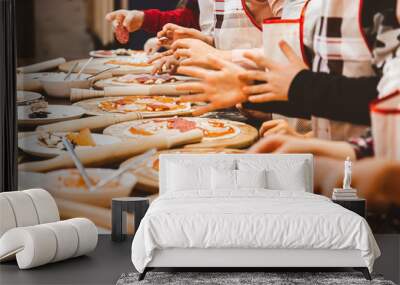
[157,24,214,46]
[248,134,356,161]
[177,56,248,116]
[259,119,300,137]
[171,39,226,67]
[151,55,180,74]
[238,41,308,103]
[105,10,144,33]
[144,37,161,55]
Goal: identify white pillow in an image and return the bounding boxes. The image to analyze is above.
[238,159,308,191]
[211,169,268,190]
[211,168,237,190]
[167,163,211,191]
[236,169,267,189]
[266,165,307,192]
[166,160,236,192]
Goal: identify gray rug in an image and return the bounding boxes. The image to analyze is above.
[116,272,395,285]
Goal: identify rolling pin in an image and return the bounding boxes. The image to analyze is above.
[70,85,190,102]
[37,112,144,133]
[17,58,66,73]
[55,198,134,233]
[19,129,203,173]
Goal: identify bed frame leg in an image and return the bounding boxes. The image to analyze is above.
[138,268,148,281]
[354,267,371,280]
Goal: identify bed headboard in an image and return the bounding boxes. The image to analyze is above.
[159,154,314,195]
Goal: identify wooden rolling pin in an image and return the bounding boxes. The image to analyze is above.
[70,85,190,102]
[19,130,203,173]
[55,198,134,233]
[37,112,144,133]
[17,58,66,73]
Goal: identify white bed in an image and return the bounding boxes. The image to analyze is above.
[131,154,380,280]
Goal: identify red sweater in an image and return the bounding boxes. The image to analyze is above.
[142,6,200,34]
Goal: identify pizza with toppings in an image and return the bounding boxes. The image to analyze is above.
[90,49,147,58]
[97,96,191,114]
[113,74,178,85]
[104,117,241,141]
[105,56,151,67]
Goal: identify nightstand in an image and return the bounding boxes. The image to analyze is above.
[111,197,149,242]
[332,198,366,218]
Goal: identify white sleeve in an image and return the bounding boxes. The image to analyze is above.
[198,0,215,36]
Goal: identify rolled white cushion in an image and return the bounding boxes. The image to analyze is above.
[24,189,60,224]
[0,218,97,269]
[67,218,98,257]
[0,226,57,268]
[0,196,17,237]
[1,192,39,227]
[42,221,79,262]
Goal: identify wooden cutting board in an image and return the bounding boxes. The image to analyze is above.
[120,148,245,194]
[59,58,153,75]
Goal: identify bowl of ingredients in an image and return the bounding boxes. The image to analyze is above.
[40,73,93,98]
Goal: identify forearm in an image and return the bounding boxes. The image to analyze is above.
[289,70,379,126]
[142,8,199,34]
[312,140,357,161]
[242,101,311,120]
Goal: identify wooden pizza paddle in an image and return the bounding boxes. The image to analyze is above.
[37,112,144,133]
[70,86,189,102]
[18,130,203,173]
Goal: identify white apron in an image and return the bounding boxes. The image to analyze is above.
[214,0,263,50]
[303,0,375,140]
[370,91,400,161]
[262,1,311,133]
[262,1,308,67]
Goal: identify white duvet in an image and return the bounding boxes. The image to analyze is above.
[131,190,380,273]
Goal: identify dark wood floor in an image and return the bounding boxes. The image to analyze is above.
[1,234,399,285]
[0,235,134,285]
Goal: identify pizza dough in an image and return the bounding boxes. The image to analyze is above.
[89,49,149,58]
[74,96,192,117]
[120,148,245,194]
[94,74,196,89]
[104,117,258,149]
